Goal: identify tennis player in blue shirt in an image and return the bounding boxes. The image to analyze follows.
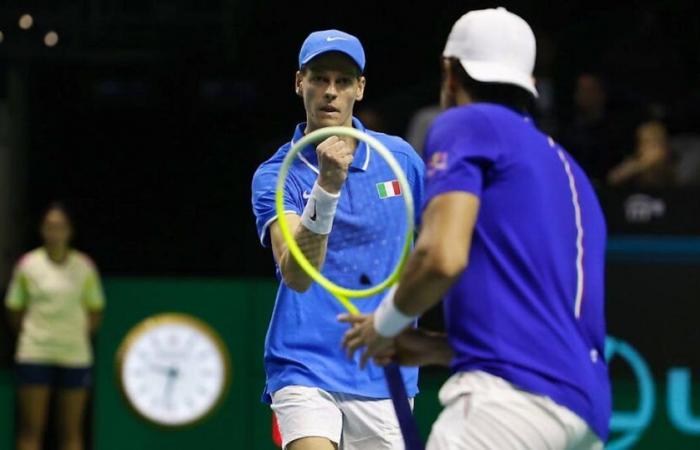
[251,29,424,450]
[343,8,610,450]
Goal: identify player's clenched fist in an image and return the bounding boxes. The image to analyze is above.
[316,136,354,194]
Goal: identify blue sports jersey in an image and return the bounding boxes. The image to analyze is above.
[423,103,611,441]
[251,117,424,402]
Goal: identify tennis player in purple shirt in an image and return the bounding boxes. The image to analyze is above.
[342,8,610,450]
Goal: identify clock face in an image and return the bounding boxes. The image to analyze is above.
[118,315,230,427]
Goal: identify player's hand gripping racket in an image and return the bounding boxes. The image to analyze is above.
[275,126,423,450]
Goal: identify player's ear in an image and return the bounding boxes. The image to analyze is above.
[355,76,366,101]
[294,70,304,97]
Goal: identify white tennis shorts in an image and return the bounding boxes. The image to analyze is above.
[426,371,604,450]
[271,385,411,449]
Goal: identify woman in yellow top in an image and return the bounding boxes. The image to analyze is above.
[5,204,105,450]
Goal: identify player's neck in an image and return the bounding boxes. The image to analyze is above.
[456,89,473,107]
[442,89,473,109]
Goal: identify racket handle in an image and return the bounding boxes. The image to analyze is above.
[383,363,424,450]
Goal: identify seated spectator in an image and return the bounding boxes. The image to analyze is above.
[533,33,558,135]
[356,105,386,133]
[559,73,625,183]
[670,133,700,187]
[405,104,441,155]
[607,120,676,188]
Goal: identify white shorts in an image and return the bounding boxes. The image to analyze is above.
[271,385,411,450]
[427,371,604,450]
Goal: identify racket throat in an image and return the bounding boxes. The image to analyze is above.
[335,294,359,315]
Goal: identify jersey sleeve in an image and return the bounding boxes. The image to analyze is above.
[5,262,29,311]
[82,261,106,311]
[423,108,502,205]
[251,163,304,248]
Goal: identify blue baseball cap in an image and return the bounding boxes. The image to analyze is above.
[298,29,366,73]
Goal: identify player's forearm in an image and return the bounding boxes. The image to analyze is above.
[430,333,454,366]
[279,226,329,292]
[424,332,453,367]
[393,192,476,317]
[394,242,465,317]
[271,214,330,292]
[400,328,453,367]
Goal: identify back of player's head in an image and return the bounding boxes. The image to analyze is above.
[443,7,537,110]
[444,57,534,113]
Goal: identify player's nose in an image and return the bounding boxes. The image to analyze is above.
[324,82,339,98]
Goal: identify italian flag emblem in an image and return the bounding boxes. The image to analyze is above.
[376,180,402,199]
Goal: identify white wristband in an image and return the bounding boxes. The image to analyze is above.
[373,285,417,337]
[300,181,341,235]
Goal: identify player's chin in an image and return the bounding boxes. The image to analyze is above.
[315,112,345,127]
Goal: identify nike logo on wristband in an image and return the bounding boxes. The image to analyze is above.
[310,201,317,221]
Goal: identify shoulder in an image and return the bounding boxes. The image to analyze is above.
[252,143,292,186]
[366,130,423,168]
[366,130,414,155]
[73,251,98,271]
[253,143,291,174]
[15,248,42,271]
[432,103,510,133]
[428,104,515,152]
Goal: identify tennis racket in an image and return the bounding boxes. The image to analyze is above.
[275,126,423,450]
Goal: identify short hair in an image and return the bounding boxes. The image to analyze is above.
[445,57,534,113]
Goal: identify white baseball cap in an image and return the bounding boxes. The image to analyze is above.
[443,7,538,97]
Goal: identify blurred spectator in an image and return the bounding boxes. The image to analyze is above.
[607,120,676,188]
[405,104,441,155]
[559,73,624,183]
[533,33,558,135]
[670,133,700,187]
[356,105,386,132]
[5,203,105,450]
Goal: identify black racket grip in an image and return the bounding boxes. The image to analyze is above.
[384,362,424,450]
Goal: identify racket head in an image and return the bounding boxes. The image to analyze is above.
[275,126,414,301]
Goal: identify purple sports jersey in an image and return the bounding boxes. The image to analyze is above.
[424,103,611,441]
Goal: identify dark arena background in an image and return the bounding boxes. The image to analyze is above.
[1,0,700,449]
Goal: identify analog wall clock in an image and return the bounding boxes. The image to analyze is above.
[116,313,231,427]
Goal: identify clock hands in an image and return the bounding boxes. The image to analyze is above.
[120,314,230,428]
[149,364,172,375]
[149,364,180,410]
[163,368,178,410]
